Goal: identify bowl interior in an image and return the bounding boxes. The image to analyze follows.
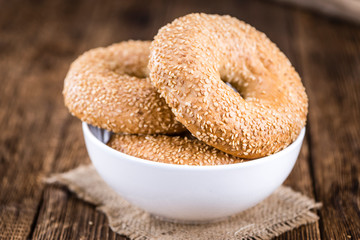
[83,122,306,221]
[83,122,306,170]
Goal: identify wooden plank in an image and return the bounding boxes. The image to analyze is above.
[30,0,169,239]
[0,1,70,238]
[294,10,360,240]
[32,186,128,240]
[0,0,107,239]
[2,0,358,239]
[31,0,321,239]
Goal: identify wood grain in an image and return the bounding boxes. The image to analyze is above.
[0,0,359,239]
[0,0,77,238]
[294,10,360,239]
[30,0,167,239]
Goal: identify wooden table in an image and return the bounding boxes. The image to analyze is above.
[0,0,359,239]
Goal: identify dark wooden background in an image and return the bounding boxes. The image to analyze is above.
[0,0,359,239]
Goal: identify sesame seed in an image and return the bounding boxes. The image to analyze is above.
[148,13,308,159]
[108,134,245,166]
[63,41,186,134]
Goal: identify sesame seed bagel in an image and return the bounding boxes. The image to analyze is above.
[63,41,185,134]
[108,134,244,166]
[149,13,308,159]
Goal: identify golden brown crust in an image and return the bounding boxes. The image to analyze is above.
[149,13,308,159]
[107,134,244,166]
[63,41,185,134]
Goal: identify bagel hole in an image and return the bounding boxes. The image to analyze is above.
[124,70,148,79]
[111,65,148,79]
[225,82,245,99]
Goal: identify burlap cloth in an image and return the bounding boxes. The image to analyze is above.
[46,165,321,240]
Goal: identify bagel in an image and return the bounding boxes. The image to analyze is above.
[149,13,308,159]
[107,134,244,166]
[63,41,185,134]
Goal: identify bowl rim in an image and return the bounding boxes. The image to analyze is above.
[83,122,305,171]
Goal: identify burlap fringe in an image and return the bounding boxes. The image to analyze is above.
[46,165,321,240]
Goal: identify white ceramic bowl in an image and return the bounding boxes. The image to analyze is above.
[83,122,305,223]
